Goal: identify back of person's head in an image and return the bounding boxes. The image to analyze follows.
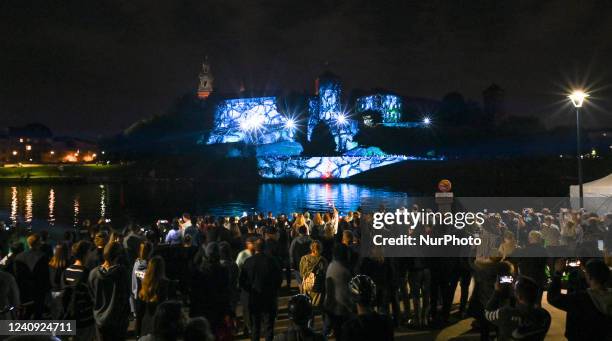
[310,240,322,255]
[205,242,220,261]
[349,275,377,307]
[287,294,313,325]
[528,230,543,244]
[342,230,353,244]
[140,256,166,302]
[103,241,123,265]
[94,231,108,249]
[254,238,265,253]
[218,241,232,261]
[71,240,91,262]
[139,241,153,261]
[585,259,610,286]
[298,226,308,235]
[182,213,191,221]
[10,241,24,255]
[152,300,185,341]
[332,243,348,264]
[49,244,67,269]
[27,233,41,249]
[184,317,214,341]
[514,276,540,306]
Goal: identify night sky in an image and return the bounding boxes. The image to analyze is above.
[1,0,612,136]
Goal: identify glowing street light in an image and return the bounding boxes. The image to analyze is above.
[569,90,589,108]
[12,150,18,156]
[25,145,32,151]
[569,90,589,208]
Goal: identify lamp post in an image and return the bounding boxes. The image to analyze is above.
[568,90,589,208]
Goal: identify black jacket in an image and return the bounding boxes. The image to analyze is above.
[239,252,282,312]
[88,264,130,329]
[340,312,394,341]
[485,291,551,341]
[512,244,548,287]
[547,272,612,341]
[14,249,50,302]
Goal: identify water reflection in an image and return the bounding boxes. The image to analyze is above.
[48,189,55,226]
[100,185,107,218]
[1,183,410,229]
[10,187,18,226]
[25,188,33,224]
[73,196,80,228]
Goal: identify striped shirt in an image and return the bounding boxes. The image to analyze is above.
[62,264,94,327]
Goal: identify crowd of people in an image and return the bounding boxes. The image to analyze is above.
[0,204,611,341]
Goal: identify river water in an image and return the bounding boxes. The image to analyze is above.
[0,182,414,230]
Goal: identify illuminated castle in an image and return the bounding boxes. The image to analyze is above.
[202,66,441,179]
[197,57,214,99]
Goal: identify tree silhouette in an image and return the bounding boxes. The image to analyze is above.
[304,122,337,156]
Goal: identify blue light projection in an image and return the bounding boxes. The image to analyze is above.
[356,94,403,123]
[258,155,419,179]
[207,97,295,145]
[307,77,358,152]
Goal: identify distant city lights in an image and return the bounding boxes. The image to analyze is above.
[12,150,18,156]
[25,145,32,151]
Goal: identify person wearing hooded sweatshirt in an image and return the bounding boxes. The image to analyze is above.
[190,242,231,337]
[88,241,131,341]
[548,258,612,341]
[485,276,551,341]
[14,233,50,319]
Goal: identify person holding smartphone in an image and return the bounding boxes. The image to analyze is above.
[485,276,551,341]
[548,258,612,341]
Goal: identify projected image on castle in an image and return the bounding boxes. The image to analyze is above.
[356,94,402,123]
[207,97,295,145]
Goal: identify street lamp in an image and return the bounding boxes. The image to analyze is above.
[568,90,589,208]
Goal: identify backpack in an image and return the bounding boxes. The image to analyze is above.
[302,258,325,294]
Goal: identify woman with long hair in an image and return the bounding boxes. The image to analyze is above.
[136,256,171,338]
[49,244,68,319]
[132,241,153,325]
[310,213,324,240]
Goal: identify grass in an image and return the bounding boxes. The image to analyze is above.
[0,164,126,179]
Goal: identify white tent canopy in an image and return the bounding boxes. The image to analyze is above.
[570,173,612,213]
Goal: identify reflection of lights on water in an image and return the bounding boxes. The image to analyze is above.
[10,187,18,225]
[25,188,33,224]
[48,189,55,226]
[100,185,107,218]
[73,196,80,228]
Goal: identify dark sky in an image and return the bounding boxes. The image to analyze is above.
[1,0,612,136]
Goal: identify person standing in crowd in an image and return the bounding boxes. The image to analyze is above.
[190,242,231,338]
[323,244,353,339]
[138,300,186,341]
[184,317,215,341]
[137,256,172,338]
[48,244,69,319]
[219,241,239,321]
[123,224,144,268]
[89,241,130,341]
[548,258,612,341]
[274,294,324,341]
[85,231,108,270]
[485,276,551,340]
[62,241,95,341]
[498,231,517,260]
[165,219,182,245]
[1,241,24,276]
[14,233,50,319]
[132,241,153,321]
[513,231,548,305]
[236,237,255,336]
[0,265,19,320]
[341,275,394,341]
[239,239,282,341]
[310,213,325,241]
[299,240,327,313]
[290,226,312,287]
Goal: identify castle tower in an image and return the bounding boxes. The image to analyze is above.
[197,57,214,99]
